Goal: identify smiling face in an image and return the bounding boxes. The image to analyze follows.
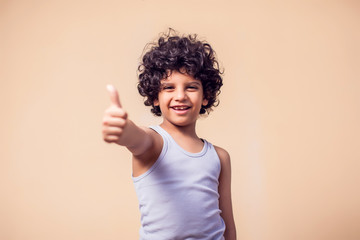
[154,70,208,128]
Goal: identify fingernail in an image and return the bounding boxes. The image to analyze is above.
[106,84,114,92]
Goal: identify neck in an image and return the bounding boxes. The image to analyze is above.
[160,121,198,139]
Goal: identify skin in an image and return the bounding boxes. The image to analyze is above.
[102,70,236,239]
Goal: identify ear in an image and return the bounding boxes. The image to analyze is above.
[154,99,159,106]
[202,98,208,106]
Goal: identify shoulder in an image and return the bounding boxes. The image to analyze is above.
[214,145,231,172]
[131,126,164,177]
[214,145,230,163]
[139,126,163,152]
[129,126,163,161]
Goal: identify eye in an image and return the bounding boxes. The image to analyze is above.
[187,85,199,91]
[162,85,174,90]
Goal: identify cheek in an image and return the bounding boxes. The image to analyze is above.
[154,93,165,106]
[156,94,171,107]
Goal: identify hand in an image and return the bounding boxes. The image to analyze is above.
[102,85,128,145]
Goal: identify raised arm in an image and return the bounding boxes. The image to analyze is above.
[102,85,153,157]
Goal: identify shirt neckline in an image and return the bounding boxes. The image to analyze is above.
[155,125,208,158]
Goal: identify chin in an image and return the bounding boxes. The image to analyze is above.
[171,120,196,127]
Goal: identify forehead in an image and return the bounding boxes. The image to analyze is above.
[161,70,201,84]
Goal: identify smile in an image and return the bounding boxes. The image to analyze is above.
[171,106,191,110]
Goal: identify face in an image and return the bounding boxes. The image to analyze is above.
[154,70,208,128]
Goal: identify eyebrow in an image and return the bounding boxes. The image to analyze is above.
[188,81,201,85]
[160,81,201,85]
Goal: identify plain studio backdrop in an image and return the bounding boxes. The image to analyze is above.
[1,0,359,239]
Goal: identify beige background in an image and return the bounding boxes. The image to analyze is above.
[1,0,359,239]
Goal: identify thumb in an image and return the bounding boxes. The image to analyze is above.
[106,84,122,108]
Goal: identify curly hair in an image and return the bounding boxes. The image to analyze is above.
[137,29,223,116]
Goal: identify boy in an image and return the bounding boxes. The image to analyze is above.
[102,30,236,239]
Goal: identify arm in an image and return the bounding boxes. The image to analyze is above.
[215,146,237,240]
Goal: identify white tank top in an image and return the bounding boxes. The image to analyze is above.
[132,125,225,240]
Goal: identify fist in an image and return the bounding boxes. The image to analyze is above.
[102,85,128,144]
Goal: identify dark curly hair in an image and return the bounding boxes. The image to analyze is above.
[137,29,223,116]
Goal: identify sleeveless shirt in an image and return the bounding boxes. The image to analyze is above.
[132,125,226,240]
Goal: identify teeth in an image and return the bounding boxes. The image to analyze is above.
[173,106,189,110]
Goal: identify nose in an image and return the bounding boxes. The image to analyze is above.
[175,88,187,101]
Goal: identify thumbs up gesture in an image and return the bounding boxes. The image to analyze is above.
[102,85,129,144]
